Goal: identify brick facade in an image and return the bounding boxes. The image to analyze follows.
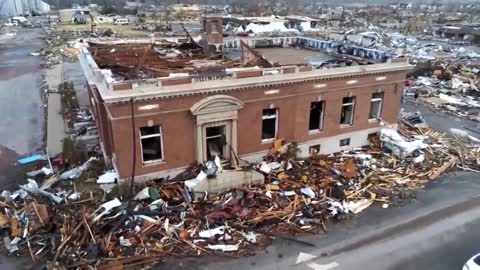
[87,70,406,180]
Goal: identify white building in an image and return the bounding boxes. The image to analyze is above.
[0,0,50,16]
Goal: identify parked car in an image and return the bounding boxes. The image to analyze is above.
[464,253,480,270]
[3,22,18,27]
[114,18,129,25]
[11,16,27,24]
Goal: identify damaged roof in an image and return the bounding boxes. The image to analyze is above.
[87,39,278,80]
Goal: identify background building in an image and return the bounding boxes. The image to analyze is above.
[0,0,50,16]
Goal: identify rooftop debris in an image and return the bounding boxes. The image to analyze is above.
[86,39,283,80]
[401,111,429,129]
[1,123,479,268]
[39,29,84,68]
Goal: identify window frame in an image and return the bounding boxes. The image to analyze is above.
[339,138,351,147]
[261,108,278,142]
[340,96,356,126]
[139,126,165,164]
[309,144,321,155]
[210,19,219,33]
[309,101,325,132]
[369,92,384,120]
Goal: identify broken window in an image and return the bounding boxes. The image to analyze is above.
[140,126,164,163]
[262,108,278,141]
[309,101,325,131]
[206,126,226,160]
[339,138,350,146]
[309,144,321,155]
[211,20,219,33]
[340,97,355,125]
[369,92,383,120]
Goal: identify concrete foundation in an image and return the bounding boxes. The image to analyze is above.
[190,170,264,200]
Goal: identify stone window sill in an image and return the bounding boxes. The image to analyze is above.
[142,160,166,167]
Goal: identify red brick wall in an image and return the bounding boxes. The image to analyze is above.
[299,66,313,72]
[104,71,406,179]
[161,77,193,86]
[235,70,262,79]
[204,16,223,44]
[112,82,132,91]
[88,84,114,158]
[282,67,296,74]
[110,110,196,178]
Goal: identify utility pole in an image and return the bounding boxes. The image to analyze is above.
[152,0,170,36]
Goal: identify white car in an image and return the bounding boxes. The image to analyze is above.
[11,16,27,23]
[464,253,480,270]
[114,18,129,25]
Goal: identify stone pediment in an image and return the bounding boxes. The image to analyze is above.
[190,95,244,115]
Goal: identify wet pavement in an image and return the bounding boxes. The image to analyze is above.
[402,99,480,134]
[0,28,47,191]
[0,28,45,156]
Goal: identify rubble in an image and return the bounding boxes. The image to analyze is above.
[401,111,429,129]
[1,122,479,268]
[404,66,480,122]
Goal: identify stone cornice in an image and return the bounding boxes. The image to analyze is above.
[100,62,412,104]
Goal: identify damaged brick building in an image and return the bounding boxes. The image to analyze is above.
[79,16,412,181]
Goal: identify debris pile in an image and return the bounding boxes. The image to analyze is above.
[1,124,479,268]
[405,63,480,121]
[37,29,85,68]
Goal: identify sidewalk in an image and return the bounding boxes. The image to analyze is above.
[46,63,67,157]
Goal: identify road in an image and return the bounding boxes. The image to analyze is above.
[295,192,480,270]
[0,27,45,156]
[402,99,480,135]
[0,27,46,191]
[390,219,480,270]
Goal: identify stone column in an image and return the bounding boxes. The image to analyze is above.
[231,119,238,155]
[195,122,203,162]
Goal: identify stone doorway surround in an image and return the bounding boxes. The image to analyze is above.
[190,95,244,162]
[204,122,230,160]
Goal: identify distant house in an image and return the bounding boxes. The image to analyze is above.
[404,17,427,33]
[58,8,91,24]
[171,4,202,21]
[436,25,480,42]
[124,0,143,10]
[378,17,427,33]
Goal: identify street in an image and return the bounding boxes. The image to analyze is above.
[0,28,45,156]
[0,28,46,191]
[391,218,480,270]
[402,99,480,135]
[295,185,480,270]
